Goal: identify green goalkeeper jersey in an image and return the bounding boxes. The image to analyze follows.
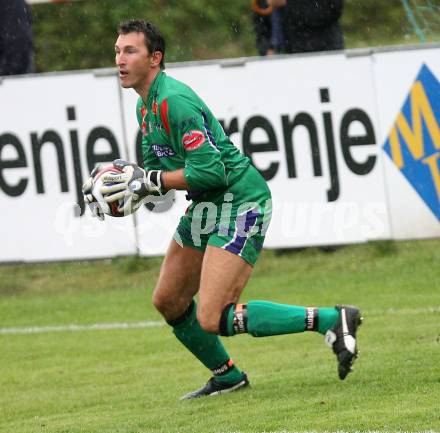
[136,71,250,201]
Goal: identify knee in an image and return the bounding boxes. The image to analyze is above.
[197,305,221,334]
[152,290,173,317]
[152,289,196,325]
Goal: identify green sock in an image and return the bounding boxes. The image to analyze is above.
[171,301,243,384]
[317,307,340,334]
[227,301,339,336]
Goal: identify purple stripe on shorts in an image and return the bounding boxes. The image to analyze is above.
[224,209,260,255]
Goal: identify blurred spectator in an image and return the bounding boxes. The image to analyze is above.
[252,0,284,55]
[268,0,344,54]
[0,0,34,76]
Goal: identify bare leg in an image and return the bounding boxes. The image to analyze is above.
[197,245,253,333]
[151,240,245,392]
[152,239,203,321]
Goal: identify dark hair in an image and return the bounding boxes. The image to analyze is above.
[118,19,165,69]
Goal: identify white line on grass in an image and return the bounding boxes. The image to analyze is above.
[0,321,165,335]
[1,306,439,336]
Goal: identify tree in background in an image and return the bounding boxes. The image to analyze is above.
[30,0,437,73]
[32,0,254,72]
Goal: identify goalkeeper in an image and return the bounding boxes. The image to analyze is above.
[82,19,362,399]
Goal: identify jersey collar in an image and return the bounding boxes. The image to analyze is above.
[147,70,165,108]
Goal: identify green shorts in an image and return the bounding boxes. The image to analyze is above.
[174,165,272,266]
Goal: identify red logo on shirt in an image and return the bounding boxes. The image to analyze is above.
[141,121,148,137]
[152,101,158,115]
[140,106,148,137]
[182,130,205,151]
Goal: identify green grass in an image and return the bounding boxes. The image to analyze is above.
[1,240,440,433]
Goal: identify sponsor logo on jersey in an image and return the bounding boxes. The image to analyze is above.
[152,101,158,115]
[151,143,176,158]
[383,64,440,220]
[182,130,205,151]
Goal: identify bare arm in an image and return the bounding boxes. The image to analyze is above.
[162,169,190,191]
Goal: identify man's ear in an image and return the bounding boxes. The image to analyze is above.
[151,51,163,67]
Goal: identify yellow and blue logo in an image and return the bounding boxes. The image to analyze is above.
[383,64,440,220]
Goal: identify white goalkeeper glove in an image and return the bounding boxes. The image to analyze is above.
[82,165,105,221]
[100,159,163,214]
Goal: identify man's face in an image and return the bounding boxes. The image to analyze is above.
[114,32,152,89]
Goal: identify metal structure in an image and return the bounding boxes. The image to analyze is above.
[402,0,440,42]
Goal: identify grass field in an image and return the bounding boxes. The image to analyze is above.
[1,239,439,433]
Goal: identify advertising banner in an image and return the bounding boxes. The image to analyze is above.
[1,45,439,262]
[0,72,136,261]
[373,48,440,239]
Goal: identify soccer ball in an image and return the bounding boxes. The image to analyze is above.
[90,164,126,218]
